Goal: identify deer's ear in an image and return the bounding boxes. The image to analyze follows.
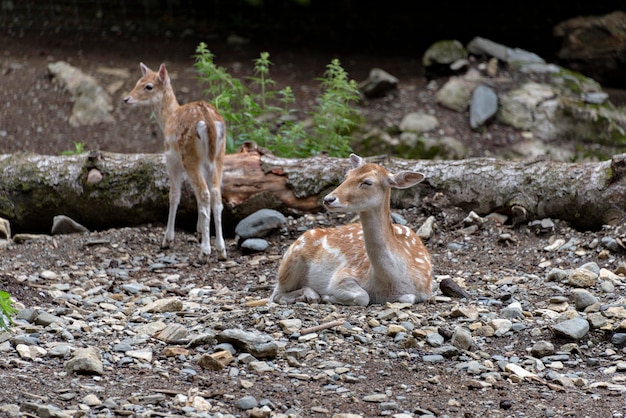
[389,171,425,189]
[349,153,364,169]
[158,64,170,86]
[139,62,150,76]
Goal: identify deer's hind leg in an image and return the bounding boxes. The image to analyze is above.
[202,120,227,260]
[184,133,212,264]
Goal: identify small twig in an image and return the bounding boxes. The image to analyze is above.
[301,318,346,335]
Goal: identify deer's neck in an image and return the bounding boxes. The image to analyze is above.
[358,195,399,278]
[153,86,180,132]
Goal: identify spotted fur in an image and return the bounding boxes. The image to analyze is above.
[271,154,432,305]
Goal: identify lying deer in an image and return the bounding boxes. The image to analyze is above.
[271,154,432,305]
[124,63,227,263]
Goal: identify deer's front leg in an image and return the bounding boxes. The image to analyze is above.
[323,274,370,306]
[271,287,322,305]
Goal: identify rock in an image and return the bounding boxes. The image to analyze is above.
[127,348,153,362]
[612,333,626,346]
[358,67,399,98]
[140,297,183,313]
[450,305,478,320]
[240,238,270,253]
[0,217,10,240]
[554,10,626,87]
[198,350,234,370]
[47,61,115,126]
[235,209,287,239]
[416,216,436,240]
[500,302,524,320]
[545,268,569,283]
[435,77,477,112]
[489,318,513,337]
[217,329,278,358]
[552,317,590,340]
[423,39,468,77]
[278,319,302,334]
[86,168,103,184]
[568,269,598,288]
[51,215,89,235]
[398,112,439,133]
[64,346,103,375]
[451,326,473,350]
[467,37,508,61]
[531,340,555,358]
[469,84,498,129]
[155,323,188,343]
[439,278,470,299]
[498,82,558,139]
[572,288,598,311]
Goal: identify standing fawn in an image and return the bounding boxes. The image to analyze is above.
[124,63,227,263]
[271,154,432,306]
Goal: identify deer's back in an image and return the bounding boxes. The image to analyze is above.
[164,101,224,161]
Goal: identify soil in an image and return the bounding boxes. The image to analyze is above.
[2,29,626,418]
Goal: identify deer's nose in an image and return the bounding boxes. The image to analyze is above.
[123,96,131,104]
[323,195,337,206]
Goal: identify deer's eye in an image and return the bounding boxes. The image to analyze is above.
[361,179,374,187]
[145,84,153,91]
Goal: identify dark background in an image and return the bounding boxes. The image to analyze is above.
[2,0,625,60]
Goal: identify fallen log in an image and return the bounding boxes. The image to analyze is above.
[1,143,625,233]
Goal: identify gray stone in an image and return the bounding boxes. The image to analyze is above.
[435,78,476,112]
[236,396,258,410]
[398,112,439,133]
[451,326,473,350]
[531,340,555,358]
[612,333,626,346]
[572,289,598,311]
[217,329,278,358]
[358,67,399,98]
[423,39,467,67]
[469,84,498,129]
[552,317,589,340]
[466,36,508,61]
[0,217,10,240]
[235,209,287,239]
[48,61,115,127]
[64,346,103,375]
[51,215,89,235]
[240,238,269,253]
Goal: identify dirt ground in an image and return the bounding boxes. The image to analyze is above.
[2,28,626,418]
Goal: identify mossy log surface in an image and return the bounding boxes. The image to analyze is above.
[1,145,625,233]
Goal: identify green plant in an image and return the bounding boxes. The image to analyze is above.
[193,43,361,157]
[60,142,85,155]
[0,290,16,331]
[305,59,361,157]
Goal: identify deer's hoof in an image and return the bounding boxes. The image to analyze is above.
[216,249,227,261]
[196,251,210,265]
